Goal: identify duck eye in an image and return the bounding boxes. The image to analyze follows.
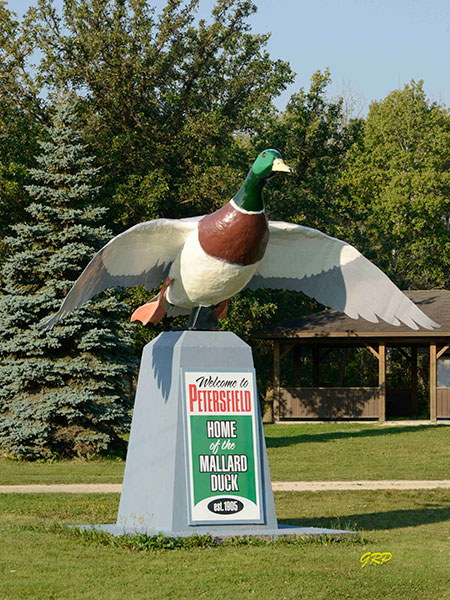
[262,152,267,158]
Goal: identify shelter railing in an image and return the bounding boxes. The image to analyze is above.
[437,388,450,418]
[278,387,380,419]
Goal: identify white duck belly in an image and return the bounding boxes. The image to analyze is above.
[166,229,259,308]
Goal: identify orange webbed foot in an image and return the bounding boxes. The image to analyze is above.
[130,301,166,326]
[130,278,172,326]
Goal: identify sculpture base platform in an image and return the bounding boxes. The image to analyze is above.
[80,523,356,540]
[82,331,356,540]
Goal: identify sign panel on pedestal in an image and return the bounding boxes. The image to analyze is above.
[183,370,263,524]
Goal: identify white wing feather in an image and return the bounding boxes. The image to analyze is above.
[248,221,439,330]
[42,217,200,329]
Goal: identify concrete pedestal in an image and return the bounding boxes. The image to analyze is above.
[86,331,355,539]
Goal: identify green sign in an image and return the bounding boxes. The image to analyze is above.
[184,370,262,524]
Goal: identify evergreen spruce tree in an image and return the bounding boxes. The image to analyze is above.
[0,95,137,459]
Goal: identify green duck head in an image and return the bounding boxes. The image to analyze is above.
[232,149,293,213]
[252,149,293,178]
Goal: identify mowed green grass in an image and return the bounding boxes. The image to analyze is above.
[0,490,449,600]
[0,456,125,485]
[264,422,450,481]
[1,423,449,484]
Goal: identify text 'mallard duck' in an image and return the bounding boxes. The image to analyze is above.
[43,149,439,331]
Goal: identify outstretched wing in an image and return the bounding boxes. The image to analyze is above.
[248,221,439,330]
[42,217,200,329]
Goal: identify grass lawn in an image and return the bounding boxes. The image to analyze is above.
[1,423,449,484]
[264,422,450,481]
[0,490,449,600]
[0,456,125,486]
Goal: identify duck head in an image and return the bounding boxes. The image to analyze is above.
[232,149,293,213]
[252,149,293,178]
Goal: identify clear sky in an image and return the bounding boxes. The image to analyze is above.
[8,0,450,112]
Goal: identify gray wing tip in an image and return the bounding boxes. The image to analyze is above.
[418,319,441,331]
[402,316,440,331]
[39,310,66,331]
[411,309,441,331]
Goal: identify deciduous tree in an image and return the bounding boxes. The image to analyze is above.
[343,81,450,288]
[24,0,294,227]
[0,2,44,259]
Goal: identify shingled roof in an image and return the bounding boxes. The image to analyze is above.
[252,290,450,340]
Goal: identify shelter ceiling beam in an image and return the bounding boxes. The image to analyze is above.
[437,345,449,360]
[364,343,380,359]
[253,333,450,341]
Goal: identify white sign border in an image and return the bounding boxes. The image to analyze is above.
[182,368,264,526]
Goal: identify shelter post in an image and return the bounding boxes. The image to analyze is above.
[430,342,437,423]
[378,341,386,423]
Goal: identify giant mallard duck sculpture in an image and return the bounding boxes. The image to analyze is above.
[43,149,439,331]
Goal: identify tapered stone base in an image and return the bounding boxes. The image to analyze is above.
[81,331,356,540]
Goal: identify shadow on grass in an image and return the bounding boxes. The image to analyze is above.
[265,425,444,448]
[280,505,450,531]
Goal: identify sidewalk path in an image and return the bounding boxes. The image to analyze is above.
[272,480,450,491]
[1,480,450,494]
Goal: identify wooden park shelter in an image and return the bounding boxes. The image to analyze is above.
[252,290,450,423]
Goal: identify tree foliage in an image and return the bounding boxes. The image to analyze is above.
[0,96,136,459]
[343,81,450,288]
[262,69,363,236]
[0,2,45,259]
[0,1,449,454]
[24,0,294,227]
